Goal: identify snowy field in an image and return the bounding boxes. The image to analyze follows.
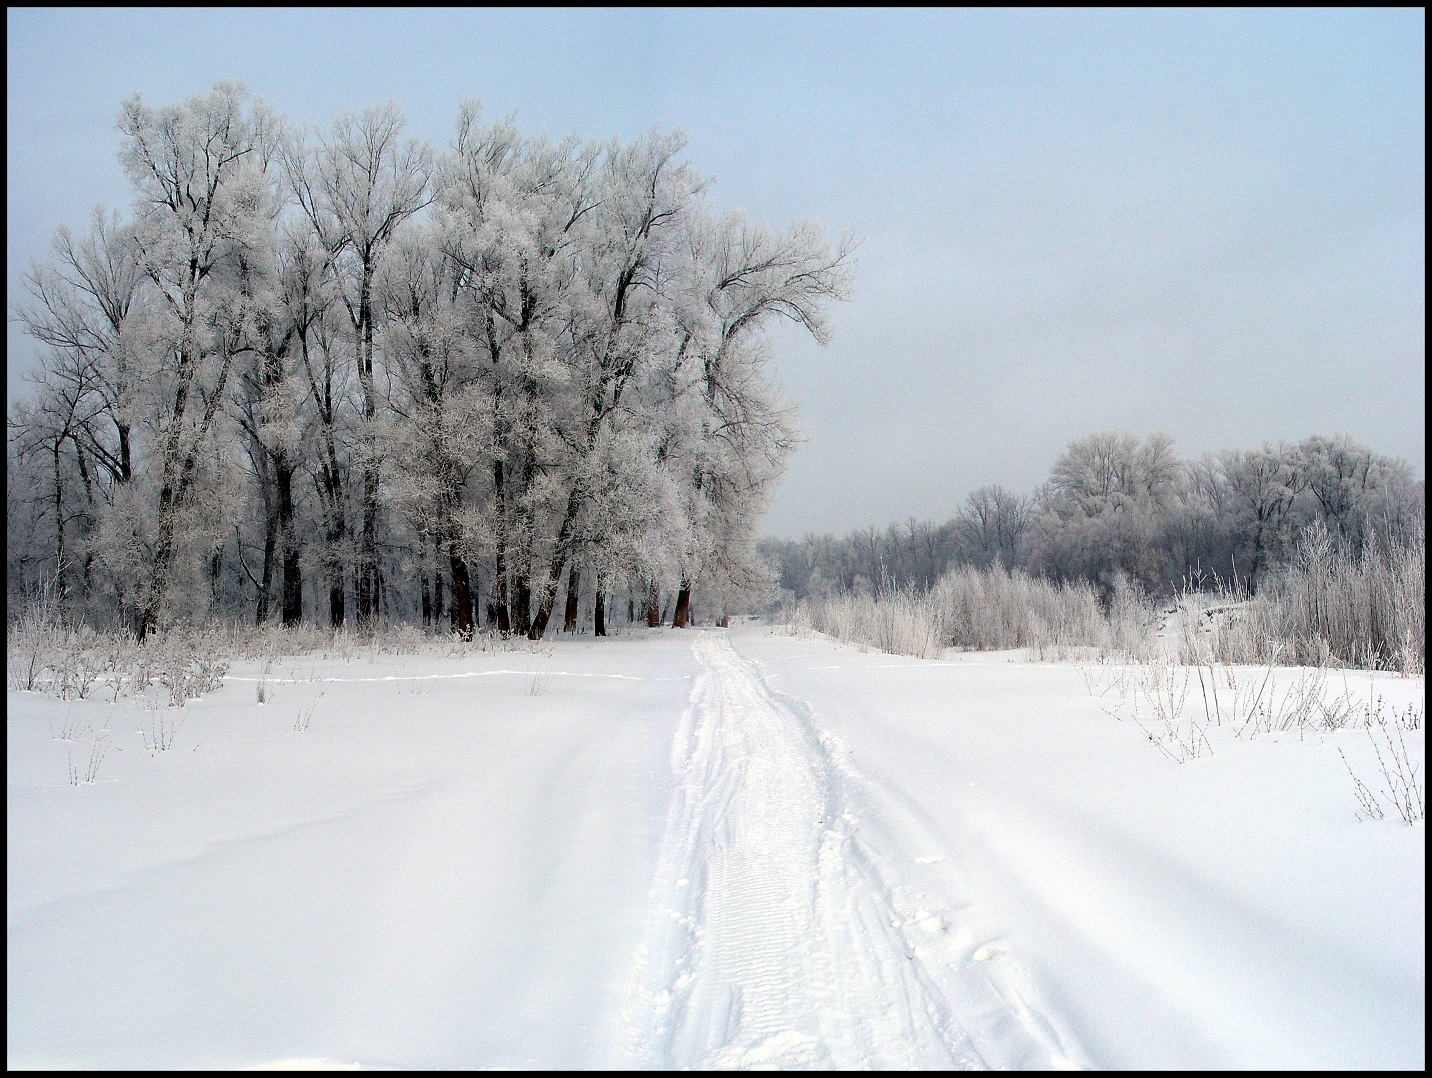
[7,623,1424,1069]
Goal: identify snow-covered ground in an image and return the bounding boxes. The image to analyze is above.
[8,623,1425,1069]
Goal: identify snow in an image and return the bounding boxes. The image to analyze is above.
[8,624,1425,1069]
[9,635,700,1069]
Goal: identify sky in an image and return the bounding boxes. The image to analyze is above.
[7,8,1425,539]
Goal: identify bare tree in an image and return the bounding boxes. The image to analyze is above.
[957,484,1029,569]
[7,351,109,602]
[15,208,149,491]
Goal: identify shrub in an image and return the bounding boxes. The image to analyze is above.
[7,571,64,691]
[1196,525,1424,673]
[797,563,1156,660]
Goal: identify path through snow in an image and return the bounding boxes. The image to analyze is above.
[622,630,1078,1069]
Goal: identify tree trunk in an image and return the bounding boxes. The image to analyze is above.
[281,543,302,626]
[257,512,277,625]
[433,561,445,629]
[527,571,554,639]
[563,563,581,632]
[278,457,301,626]
[316,462,346,630]
[142,506,174,639]
[513,570,532,637]
[491,460,511,633]
[209,544,225,616]
[647,581,661,627]
[528,543,573,641]
[355,263,380,628]
[305,332,346,630]
[324,486,345,629]
[362,472,379,624]
[327,572,344,628]
[421,572,432,627]
[141,351,191,637]
[117,423,132,483]
[594,580,606,637]
[74,441,95,595]
[52,440,65,599]
[673,576,692,628]
[531,583,555,638]
[326,578,343,628]
[450,551,474,640]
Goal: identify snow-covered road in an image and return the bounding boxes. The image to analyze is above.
[623,631,1079,1069]
[729,626,1424,1070]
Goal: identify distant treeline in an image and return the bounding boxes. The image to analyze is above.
[760,432,1425,604]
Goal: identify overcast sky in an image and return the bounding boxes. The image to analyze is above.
[7,8,1425,538]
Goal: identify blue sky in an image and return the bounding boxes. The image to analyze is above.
[7,8,1425,537]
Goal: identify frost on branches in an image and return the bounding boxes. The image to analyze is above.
[8,83,854,639]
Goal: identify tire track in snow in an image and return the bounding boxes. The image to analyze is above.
[623,630,1058,1069]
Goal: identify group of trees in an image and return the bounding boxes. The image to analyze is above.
[7,83,853,639]
[762,431,1425,604]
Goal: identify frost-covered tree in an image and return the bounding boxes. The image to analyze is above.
[230,205,310,626]
[1026,430,1182,595]
[116,81,277,637]
[379,225,486,638]
[1213,444,1305,591]
[10,204,164,625]
[526,127,700,638]
[276,225,352,628]
[436,106,599,635]
[663,210,854,626]
[1292,435,1420,553]
[9,87,856,639]
[281,102,432,627]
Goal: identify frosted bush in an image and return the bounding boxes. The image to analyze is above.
[798,563,1155,661]
[7,573,64,691]
[1195,526,1424,673]
[801,587,944,659]
[930,564,1116,654]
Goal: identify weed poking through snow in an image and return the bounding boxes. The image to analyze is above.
[140,710,183,754]
[1340,714,1424,825]
[67,735,111,786]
